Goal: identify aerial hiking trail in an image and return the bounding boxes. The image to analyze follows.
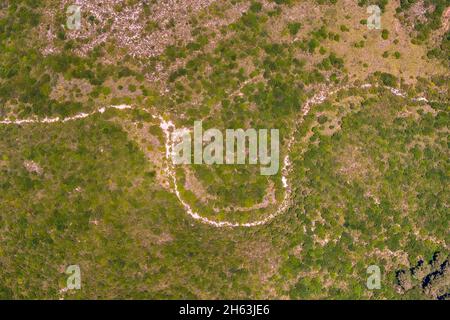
[0,84,444,228]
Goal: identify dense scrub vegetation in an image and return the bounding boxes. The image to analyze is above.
[396,0,450,65]
[0,0,448,299]
[0,1,158,118]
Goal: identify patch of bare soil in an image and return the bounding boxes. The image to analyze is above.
[182,163,276,213]
[370,248,410,270]
[336,145,373,182]
[50,75,93,102]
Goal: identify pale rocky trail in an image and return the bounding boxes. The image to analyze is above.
[0,84,444,228]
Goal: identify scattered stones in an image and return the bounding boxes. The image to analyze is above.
[23,160,43,175]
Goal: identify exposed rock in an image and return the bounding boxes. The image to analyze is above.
[23,160,43,175]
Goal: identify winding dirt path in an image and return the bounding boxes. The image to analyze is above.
[0,84,444,228]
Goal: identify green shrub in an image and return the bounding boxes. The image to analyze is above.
[288,22,302,36]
